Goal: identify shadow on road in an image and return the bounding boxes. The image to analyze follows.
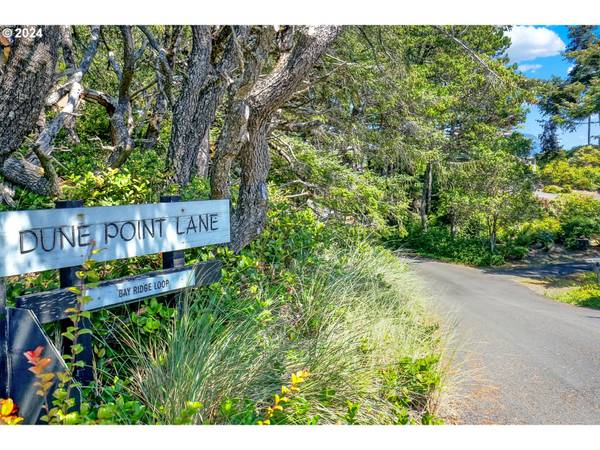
[483,262,594,279]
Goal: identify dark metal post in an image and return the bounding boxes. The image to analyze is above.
[160,195,185,308]
[55,199,93,385]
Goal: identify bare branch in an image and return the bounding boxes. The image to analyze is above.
[35,26,101,157]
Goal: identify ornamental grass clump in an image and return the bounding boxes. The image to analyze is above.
[116,243,447,425]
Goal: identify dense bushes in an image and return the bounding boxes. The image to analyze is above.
[560,217,600,249]
[399,226,507,266]
[552,194,600,249]
[538,146,600,191]
[83,193,447,425]
[2,172,447,424]
[513,217,561,249]
[399,191,600,267]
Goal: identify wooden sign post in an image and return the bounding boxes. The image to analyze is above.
[160,195,186,309]
[0,197,230,423]
[55,199,93,384]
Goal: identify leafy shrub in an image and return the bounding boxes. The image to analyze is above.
[539,151,600,191]
[540,194,600,248]
[63,168,156,206]
[513,217,561,249]
[553,193,600,223]
[498,242,529,261]
[560,216,600,249]
[400,226,505,266]
[107,196,446,425]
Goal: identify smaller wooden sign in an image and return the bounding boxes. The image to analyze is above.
[16,261,221,324]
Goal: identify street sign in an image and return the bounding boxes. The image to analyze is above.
[16,261,221,324]
[0,199,230,277]
[1,197,230,423]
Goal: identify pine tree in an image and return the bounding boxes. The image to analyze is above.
[538,119,561,161]
[566,26,597,53]
[564,26,599,146]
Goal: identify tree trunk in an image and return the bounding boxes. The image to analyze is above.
[143,93,167,149]
[420,194,428,231]
[0,26,60,195]
[210,27,274,200]
[230,117,271,250]
[490,215,498,253]
[194,130,210,177]
[426,162,433,214]
[35,26,100,158]
[142,26,182,150]
[107,26,137,168]
[420,162,432,231]
[588,115,591,146]
[168,26,255,184]
[212,26,341,251]
[166,26,213,183]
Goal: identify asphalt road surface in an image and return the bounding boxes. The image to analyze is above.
[410,259,600,424]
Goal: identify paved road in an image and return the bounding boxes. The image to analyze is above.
[494,261,597,279]
[410,259,600,424]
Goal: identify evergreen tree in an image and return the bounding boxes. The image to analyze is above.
[538,119,561,161]
[564,26,600,146]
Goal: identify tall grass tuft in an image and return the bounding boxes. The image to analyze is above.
[115,244,447,424]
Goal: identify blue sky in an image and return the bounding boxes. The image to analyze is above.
[506,25,599,151]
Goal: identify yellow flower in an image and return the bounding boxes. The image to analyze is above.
[0,398,24,425]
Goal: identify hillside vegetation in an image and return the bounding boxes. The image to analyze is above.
[1,25,599,425]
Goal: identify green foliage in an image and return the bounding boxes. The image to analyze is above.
[400,226,506,266]
[129,298,176,334]
[542,185,569,194]
[106,194,446,425]
[513,217,561,249]
[552,273,600,309]
[380,355,443,425]
[63,167,155,206]
[539,150,600,191]
[549,194,600,248]
[269,135,411,235]
[553,193,600,222]
[556,286,600,309]
[560,217,600,249]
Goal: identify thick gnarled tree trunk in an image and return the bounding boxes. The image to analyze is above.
[167,26,254,185]
[0,25,60,196]
[210,26,341,251]
[166,26,213,184]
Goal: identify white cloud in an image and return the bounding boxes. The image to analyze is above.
[567,64,574,74]
[518,63,543,72]
[506,26,565,62]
